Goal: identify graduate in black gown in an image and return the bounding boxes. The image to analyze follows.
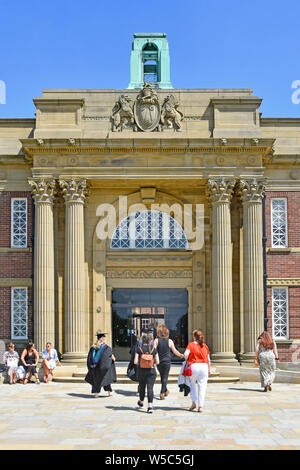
[85,331,116,397]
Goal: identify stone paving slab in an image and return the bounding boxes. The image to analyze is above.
[0,381,299,450]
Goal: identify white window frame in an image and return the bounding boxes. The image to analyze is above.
[272,287,289,340]
[11,287,28,340]
[11,197,28,248]
[271,198,288,248]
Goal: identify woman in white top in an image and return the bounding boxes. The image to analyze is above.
[3,342,19,384]
[42,342,61,383]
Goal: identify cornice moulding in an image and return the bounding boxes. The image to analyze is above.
[210,97,262,106]
[20,137,275,158]
[0,278,32,287]
[33,98,85,107]
[267,278,300,286]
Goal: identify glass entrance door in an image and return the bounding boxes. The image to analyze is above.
[112,288,188,361]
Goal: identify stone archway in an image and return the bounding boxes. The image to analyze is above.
[91,189,203,347]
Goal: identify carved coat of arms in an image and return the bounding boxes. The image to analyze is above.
[111,83,184,132]
[134,83,160,132]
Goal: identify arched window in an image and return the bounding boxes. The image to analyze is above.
[142,43,158,84]
[110,210,188,249]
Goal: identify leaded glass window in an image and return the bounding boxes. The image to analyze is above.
[11,198,27,248]
[110,210,188,250]
[272,287,289,339]
[11,287,28,340]
[271,198,288,248]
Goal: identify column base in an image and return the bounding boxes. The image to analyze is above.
[61,352,87,364]
[211,352,238,363]
[240,352,256,364]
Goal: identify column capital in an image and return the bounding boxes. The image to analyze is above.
[59,178,89,204]
[207,177,235,204]
[239,178,266,204]
[28,178,56,204]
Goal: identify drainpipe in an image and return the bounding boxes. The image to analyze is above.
[31,195,35,342]
[262,193,268,331]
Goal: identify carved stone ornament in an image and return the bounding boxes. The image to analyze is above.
[59,178,89,204]
[111,83,184,132]
[239,178,266,203]
[29,178,56,204]
[207,178,235,204]
[160,95,183,131]
[111,94,136,132]
[134,83,160,132]
[106,269,192,279]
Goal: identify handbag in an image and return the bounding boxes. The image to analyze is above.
[127,363,138,382]
[183,361,192,377]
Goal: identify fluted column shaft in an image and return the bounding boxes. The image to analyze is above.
[29,178,56,352]
[208,178,237,362]
[60,179,88,361]
[240,179,265,361]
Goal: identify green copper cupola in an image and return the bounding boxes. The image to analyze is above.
[128,33,173,89]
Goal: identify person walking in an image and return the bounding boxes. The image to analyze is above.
[153,325,184,400]
[21,343,40,384]
[134,332,159,413]
[42,342,62,383]
[183,330,210,412]
[255,331,279,392]
[85,332,116,398]
[3,342,19,384]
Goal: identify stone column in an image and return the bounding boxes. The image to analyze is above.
[29,178,56,352]
[240,178,265,361]
[208,178,237,362]
[59,178,88,362]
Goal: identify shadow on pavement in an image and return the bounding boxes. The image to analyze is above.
[105,405,186,412]
[67,393,106,399]
[228,387,265,393]
[114,389,138,397]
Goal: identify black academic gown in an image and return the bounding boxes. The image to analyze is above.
[85,344,117,394]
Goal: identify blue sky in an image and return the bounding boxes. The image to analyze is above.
[0,0,300,118]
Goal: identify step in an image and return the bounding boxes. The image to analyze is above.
[73,371,220,378]
[53,375,240,384]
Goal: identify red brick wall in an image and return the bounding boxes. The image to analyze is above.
[266,191,300,361]
[0,192,33,343]
[0,287,11,338]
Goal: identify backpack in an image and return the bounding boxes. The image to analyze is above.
[139,346,154,369]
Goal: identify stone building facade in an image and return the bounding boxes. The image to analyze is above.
[0,34,299,364]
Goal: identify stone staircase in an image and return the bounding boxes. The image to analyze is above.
[52,365,240,384]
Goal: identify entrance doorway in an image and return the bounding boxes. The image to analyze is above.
[112,288,188,361]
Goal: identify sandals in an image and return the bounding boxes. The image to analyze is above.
[189,402,196,411]
[198,407,203,413]
[44,375,49,383]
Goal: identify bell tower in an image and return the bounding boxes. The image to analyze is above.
[128,33,173,89]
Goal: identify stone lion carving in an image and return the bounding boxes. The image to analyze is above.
[160,95,183,131]
[111,95,135,131]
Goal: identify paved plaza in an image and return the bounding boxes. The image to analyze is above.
[0,381,300,450]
